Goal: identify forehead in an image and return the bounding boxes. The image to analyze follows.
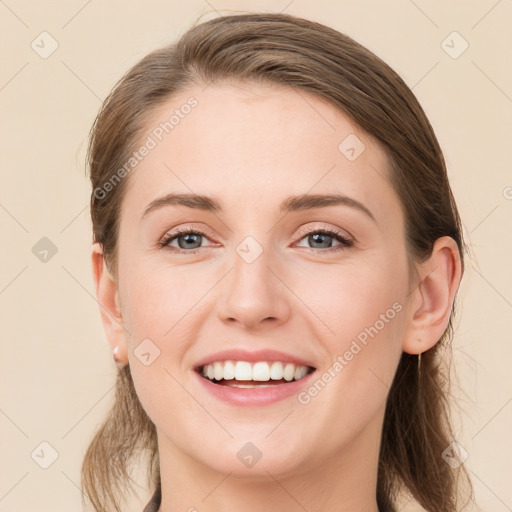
[120,81,400,225]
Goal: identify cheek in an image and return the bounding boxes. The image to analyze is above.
[120,259,205,335]
[294,255,407,405]
[295,255,407,343]
[119,265,209,427]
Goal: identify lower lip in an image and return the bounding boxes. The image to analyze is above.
[193,369,316,406]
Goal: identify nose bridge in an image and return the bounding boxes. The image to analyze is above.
[218,233,290,328]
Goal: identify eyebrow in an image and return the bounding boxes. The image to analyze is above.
[141,192,376,222]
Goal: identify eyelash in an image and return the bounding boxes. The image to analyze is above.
[158,227,354,254]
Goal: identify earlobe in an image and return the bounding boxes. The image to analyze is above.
[91,242,129,365]
[403,236,462,355]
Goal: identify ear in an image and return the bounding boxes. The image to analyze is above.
[91,242,129,365]
[402,236,462,355]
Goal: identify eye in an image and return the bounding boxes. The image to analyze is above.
[294,228,353,252]
[159,228,215,253]
[159,227,354,254]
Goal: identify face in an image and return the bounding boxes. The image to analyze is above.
[113,81,411,478]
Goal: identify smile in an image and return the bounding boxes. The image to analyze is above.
[199,360,314,387]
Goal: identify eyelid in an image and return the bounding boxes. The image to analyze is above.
[294,224,353,243]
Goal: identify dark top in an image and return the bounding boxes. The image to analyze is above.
[142,484,161,512]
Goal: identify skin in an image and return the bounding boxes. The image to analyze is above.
[92,81,461,512]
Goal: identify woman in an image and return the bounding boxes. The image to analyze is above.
[82,12,474,512]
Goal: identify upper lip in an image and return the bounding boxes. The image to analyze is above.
[194,349,316,370]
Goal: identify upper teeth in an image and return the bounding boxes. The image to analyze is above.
[201,361,310,382]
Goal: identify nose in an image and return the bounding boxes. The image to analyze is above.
[217,247,291,330]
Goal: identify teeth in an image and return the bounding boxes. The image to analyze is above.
[214,362,223,381]
[270,362,283,380]
[200,360,311,382]
[252,361,270,381]
[223,361,235,380]
[294,365,305,380]
[283,363,295,381]
[235,361,253,380]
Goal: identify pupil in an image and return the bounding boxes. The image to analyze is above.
[179,233,201,249]
[310,233,331,248]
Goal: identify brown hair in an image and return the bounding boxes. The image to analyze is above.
[83,12,473,512]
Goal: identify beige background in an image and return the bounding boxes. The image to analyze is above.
[1,1,511,511]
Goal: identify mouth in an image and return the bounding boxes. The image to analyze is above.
[195,360,316,388]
